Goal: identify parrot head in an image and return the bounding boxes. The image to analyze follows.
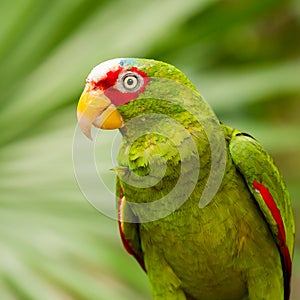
[77,58,196,139]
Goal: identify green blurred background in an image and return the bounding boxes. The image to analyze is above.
[0,0,299,299]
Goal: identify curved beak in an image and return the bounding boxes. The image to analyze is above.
[77,87,124,140]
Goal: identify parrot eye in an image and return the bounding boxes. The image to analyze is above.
[123,75,138,90]
[118,72,144,92]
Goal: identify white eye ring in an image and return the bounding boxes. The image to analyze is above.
[117,71,144,93]
[123,75,138,90]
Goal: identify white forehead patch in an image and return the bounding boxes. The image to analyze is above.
[87,58,124,82]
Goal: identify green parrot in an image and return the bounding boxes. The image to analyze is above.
[77,58,295,300]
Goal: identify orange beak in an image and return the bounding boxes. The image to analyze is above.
[77,87,124,140]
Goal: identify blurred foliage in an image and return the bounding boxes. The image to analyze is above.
[0,0,299,299]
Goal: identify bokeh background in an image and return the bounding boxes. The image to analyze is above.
[0,0,299,299]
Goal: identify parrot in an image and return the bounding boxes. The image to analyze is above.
[76,58,295,300]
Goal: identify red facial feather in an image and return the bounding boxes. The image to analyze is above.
[253,181,291,299]
[93,66,123,90]
[93,66,150,106]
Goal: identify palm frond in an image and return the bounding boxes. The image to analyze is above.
[0,0,299,299]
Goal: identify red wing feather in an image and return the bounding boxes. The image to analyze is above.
[253,181,292,300]
[118,190,146,272]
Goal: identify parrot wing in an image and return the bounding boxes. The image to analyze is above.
[116,178,146,272]
[229,129,295,300]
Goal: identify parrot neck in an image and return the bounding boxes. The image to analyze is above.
[117,112,214,207]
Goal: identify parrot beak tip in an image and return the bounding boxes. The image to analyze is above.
[77,112,93,141]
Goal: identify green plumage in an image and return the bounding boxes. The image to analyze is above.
[82,58,295,299]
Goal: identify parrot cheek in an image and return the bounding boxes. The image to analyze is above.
[105,88,138,106]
